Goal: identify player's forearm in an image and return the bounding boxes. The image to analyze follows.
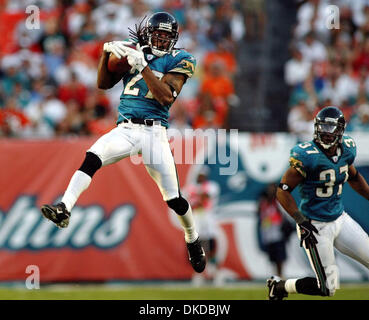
[276,189,305,223]
[349,173,369,201]
[141,67,174,106]
[97,52,120,89]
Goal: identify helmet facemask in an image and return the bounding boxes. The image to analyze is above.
[314,117,345,149]
[146,28,178,57]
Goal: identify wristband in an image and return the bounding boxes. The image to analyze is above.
[293,210,307,224]
[279,183,292,192]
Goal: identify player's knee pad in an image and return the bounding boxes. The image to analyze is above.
[78,151,102,178]
[166,196,189,215]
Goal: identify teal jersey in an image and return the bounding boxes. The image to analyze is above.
[117,49,196,128]
[289,135,357,222]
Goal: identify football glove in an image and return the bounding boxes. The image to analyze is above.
[103,40,133,59]
[122,43,149,73]
[298,220,319,248]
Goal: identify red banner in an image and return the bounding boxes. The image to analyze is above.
[0,137,250,282]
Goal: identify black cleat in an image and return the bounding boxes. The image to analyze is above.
[41,202,70,228]
[267,276,288,300]
[186,237,206,273]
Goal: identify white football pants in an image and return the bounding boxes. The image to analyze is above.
[297,212,369,296]
[88,121,180,201]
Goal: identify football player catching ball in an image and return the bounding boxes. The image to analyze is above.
[41,12,206,274]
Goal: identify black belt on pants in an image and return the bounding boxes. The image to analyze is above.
[123,118,158,126]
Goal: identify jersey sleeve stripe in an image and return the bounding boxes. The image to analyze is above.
[168,67,194,78]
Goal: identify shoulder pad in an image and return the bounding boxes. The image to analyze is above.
[289,142,320,177]
[341,135,357,162]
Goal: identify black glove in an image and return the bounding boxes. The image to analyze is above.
[298,220,319,248]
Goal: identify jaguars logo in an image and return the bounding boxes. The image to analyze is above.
[289,156,306,177]
[181,60,195,73]
[171,59,195,78]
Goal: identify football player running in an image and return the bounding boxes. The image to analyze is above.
[268,106,369,300]
[40,12,206,273]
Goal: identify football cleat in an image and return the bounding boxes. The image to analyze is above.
[267,276,288,300]
[186,237,206,273]
[41,202,70,228]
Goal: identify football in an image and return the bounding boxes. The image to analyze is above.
[107,53,131,74]
[107,43,136,74]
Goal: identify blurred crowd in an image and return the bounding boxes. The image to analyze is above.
[0,0,245,138]
[285,0,369,141]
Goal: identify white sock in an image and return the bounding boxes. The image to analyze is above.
[61,170,92,212]
[176,205,198,243]
[285,279,298,293]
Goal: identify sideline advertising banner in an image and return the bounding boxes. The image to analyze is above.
[1,132,369,282]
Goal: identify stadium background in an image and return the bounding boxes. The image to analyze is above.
[1,0,369,300]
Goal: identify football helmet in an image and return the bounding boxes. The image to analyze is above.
[144,12,179,57]
[314,106,346,149]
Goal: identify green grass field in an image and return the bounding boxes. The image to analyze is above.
[0,283,368,300]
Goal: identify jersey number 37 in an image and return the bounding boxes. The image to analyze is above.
[298,141,351,198]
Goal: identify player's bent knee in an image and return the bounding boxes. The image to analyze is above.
[319,287,333,297]
[318,286,335,297]
[328,288,336,297]
[324,265,339,297]
[166,196,189,215]
[78,152,102,178]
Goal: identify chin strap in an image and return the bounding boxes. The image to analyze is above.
[317,134,340,149]
[151,48,167,57]
[319,141,335,149]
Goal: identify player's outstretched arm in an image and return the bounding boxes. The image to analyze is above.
[348,164,369,201]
